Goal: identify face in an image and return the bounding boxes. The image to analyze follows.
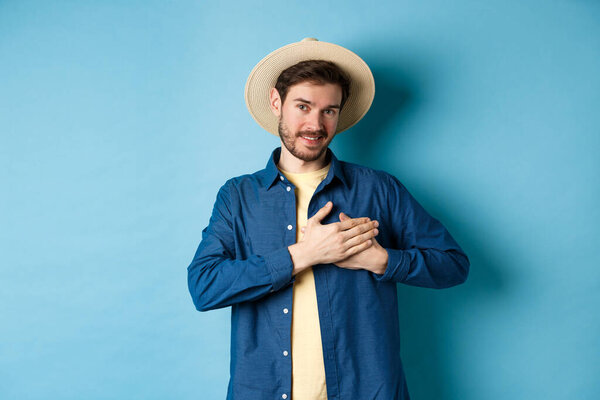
[271,81,342,163]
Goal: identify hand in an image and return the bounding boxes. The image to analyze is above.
[288,202,379,275]
[334,212,388,275]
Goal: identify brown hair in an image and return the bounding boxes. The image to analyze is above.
[274,60,351,110]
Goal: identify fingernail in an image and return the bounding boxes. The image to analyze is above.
[374,221,379,227]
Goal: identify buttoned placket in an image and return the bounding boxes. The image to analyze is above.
[279,173,296,400]
[276,171,340,399]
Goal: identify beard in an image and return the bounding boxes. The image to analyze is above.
[278,118,331,162]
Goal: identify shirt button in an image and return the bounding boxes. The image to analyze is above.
[287,225,293,230]
[282,395,288,399]
[279,175,284,181]
[283,308,289,314]
[286,186,291,192]
[283,350,289,356]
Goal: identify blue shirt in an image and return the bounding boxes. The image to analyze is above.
[188,147,469,400]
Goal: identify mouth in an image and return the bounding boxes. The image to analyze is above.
[299,134,325,146]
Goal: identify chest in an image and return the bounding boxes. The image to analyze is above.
[230,182,395,258]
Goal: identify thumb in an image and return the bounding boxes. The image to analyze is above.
[310,201,333,224]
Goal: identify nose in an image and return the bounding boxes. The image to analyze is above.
[304,110,323,132]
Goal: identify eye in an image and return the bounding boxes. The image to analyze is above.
[323,109,336,116]
[298,104,308,111]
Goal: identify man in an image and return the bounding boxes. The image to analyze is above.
[187,38,469,400]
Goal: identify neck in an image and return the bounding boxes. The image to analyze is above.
[277,145,329,173]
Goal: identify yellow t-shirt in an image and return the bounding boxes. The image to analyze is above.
[279,163,331,400]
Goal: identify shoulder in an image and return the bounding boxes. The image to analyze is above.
[224,168,265,189]
[215,167,268,204]
[338,160,413,209]
[339,160,406,190]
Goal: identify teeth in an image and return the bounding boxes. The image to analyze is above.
[303,136,319,141]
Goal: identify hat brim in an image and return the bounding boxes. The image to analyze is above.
[244,39,375,136]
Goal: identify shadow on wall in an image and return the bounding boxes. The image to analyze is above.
[333,65,416,167]
[339,65,507,399]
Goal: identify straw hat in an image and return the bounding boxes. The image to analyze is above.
[244,38,375,136]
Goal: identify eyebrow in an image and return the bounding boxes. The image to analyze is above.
[292,97,341,109]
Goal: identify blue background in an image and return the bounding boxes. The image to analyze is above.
[1,1,599,399]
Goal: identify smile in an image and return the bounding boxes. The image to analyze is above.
[300,135,325,146]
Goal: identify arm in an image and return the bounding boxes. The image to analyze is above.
[373,175,470,288]
[187,182,294,312]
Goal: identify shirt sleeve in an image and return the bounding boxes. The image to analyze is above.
[187,181,294,312]
[372,174,470,288]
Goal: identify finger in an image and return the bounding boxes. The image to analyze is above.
[338,216,370,231]
[343,228,379,250]
[344,238,373,257]
[309,201,333,224]
[301,227,306,233]
[341,221,378,240]
[339,212,350,221]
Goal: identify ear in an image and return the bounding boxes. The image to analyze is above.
[269,87,282,117]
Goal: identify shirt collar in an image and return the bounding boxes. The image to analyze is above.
[260,147,349,190]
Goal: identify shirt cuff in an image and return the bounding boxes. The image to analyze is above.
[372,248,409,283]
[263,246,295,291]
